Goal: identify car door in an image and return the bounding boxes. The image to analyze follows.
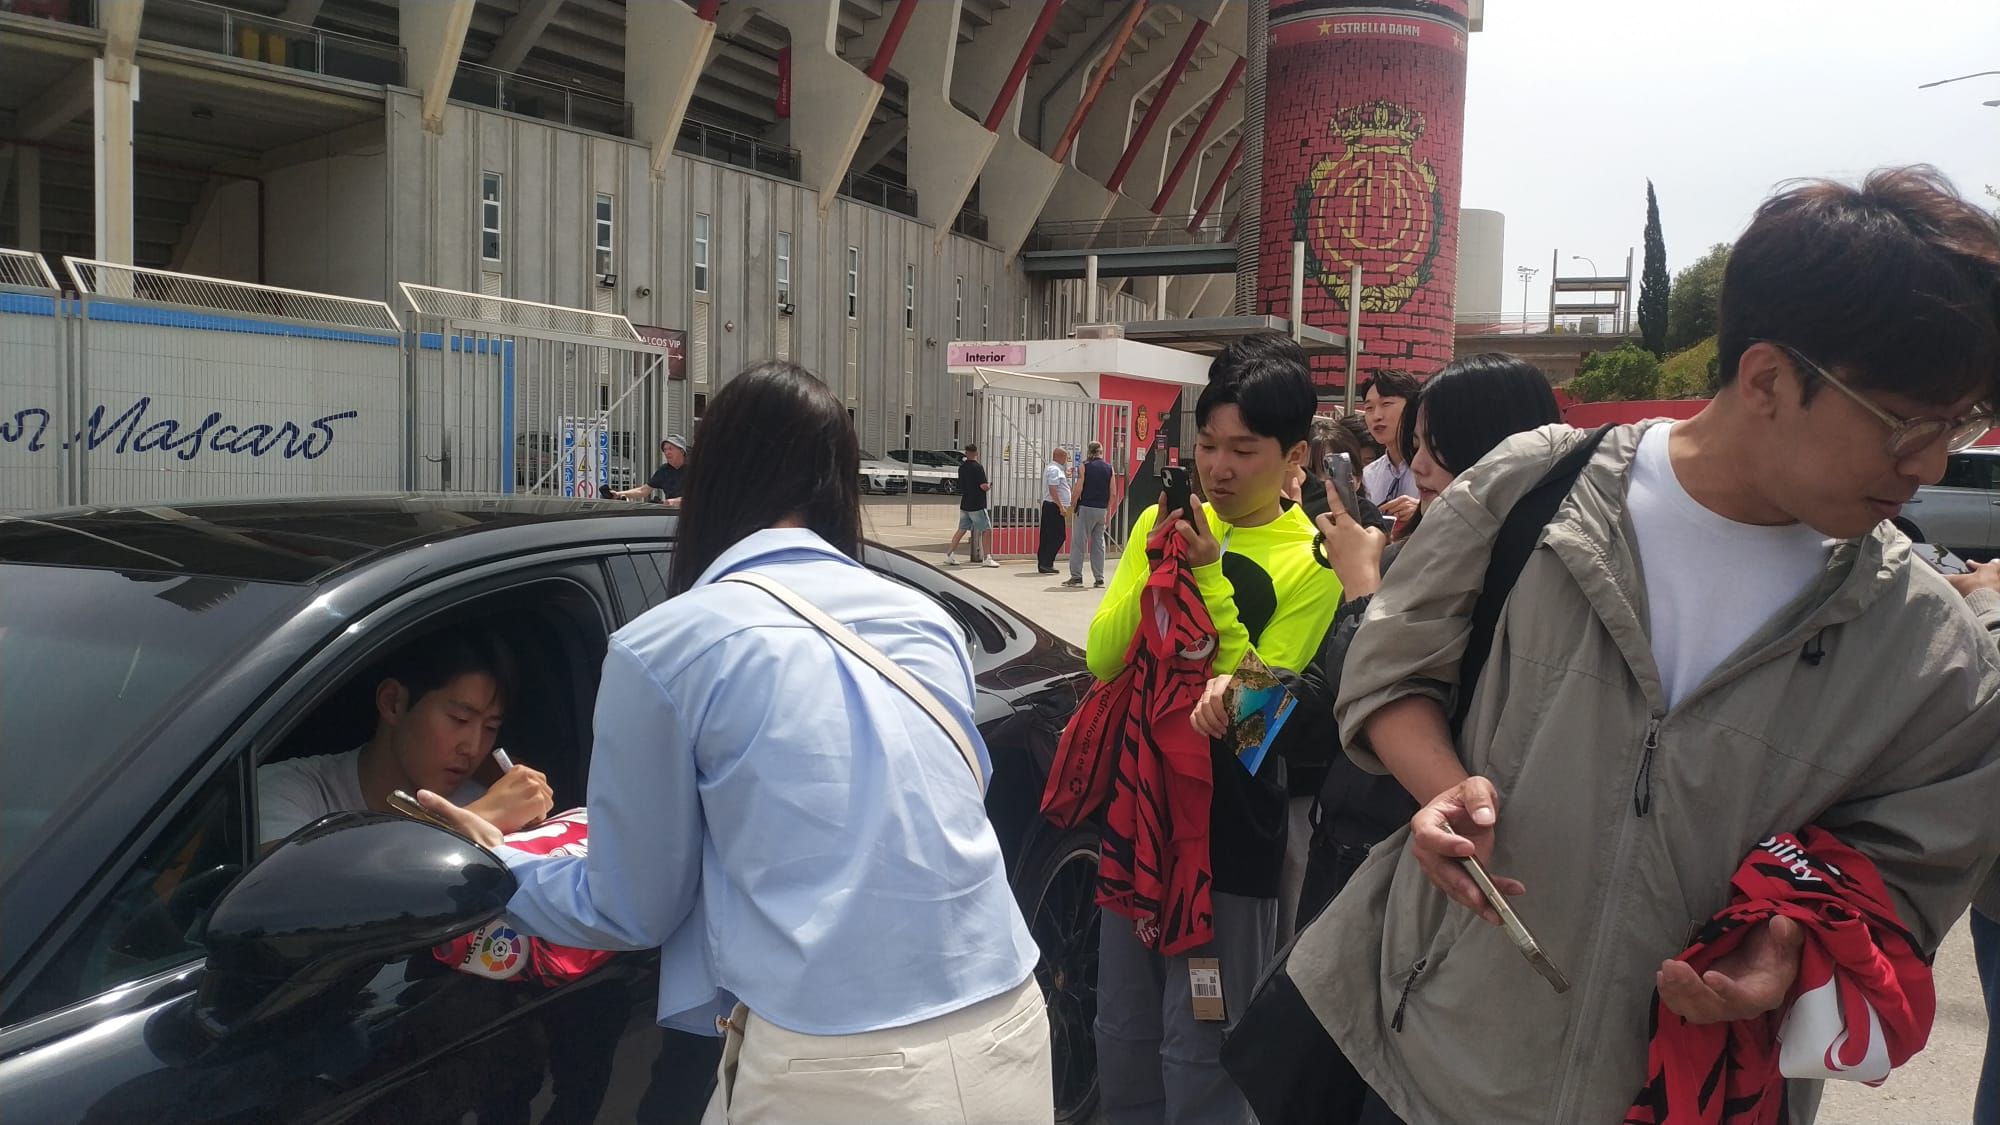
[0,555,701,1125]
[1913,454,1999,552]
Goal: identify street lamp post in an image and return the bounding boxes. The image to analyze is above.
[1517,265,1539,328]
[1572,255,1599,277]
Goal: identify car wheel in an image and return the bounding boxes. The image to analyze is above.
[1014,826,1100,1124]
[943,479,959,495]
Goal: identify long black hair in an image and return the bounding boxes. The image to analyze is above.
[666,361,863,596]
[1399,353,1562,478]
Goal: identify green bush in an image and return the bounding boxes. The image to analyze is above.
[1656,337,1718,399]
[1567,344,1664,403]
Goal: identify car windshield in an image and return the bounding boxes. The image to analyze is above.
[860,451,883,462]
[0,564,298,882]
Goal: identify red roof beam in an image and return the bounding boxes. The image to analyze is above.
[1150,53,1242,213]
[983,0,1067,132]
[1104,18,1208,193]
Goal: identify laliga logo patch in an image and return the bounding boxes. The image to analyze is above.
[471,925,526,978]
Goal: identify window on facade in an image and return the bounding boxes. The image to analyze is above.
[846,247,859,319]
[904,264,916,331]
[693,213,711,293]
[954,276,963,338]
[694,392,708,420]
[776,231,792,308]
[481,172,503,261]
[594,194,614,276]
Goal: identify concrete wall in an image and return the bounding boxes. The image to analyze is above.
[380,92,1032,454]
[1456,208,1504,322]
[264,149,390,300]
[176,179,261,281]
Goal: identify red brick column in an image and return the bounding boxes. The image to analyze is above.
[1256,1,1471,389]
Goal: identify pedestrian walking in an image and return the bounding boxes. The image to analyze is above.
[1037,446,1072,574]
[1065,442,1113,587]
[420,360,1051,1125]
[945,443,999,568]
[1251,167,2000,1125]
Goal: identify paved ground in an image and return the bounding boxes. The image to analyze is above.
[862,495,1992,1123]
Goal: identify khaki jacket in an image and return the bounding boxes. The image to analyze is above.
[1298,422,2000,1124]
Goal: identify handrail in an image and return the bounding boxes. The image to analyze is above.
[1026,213,1230,252]
[0,248,60,291]
[66,257,402,332]
[840,171,919,217]
[397,282,640,342]
[675,119,802,182]
[451,60,629,134]
[138,0,405,84]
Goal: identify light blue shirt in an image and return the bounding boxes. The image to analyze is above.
[498,527,1040,1036]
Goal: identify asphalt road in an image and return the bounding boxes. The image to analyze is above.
[862,495,1993,1123]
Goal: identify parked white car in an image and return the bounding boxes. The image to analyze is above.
[885,449,958,493]
[1904,448,2000,557]
[858,450,911,494]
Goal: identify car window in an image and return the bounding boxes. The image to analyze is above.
[1939,456,1997,491]
[0,565,295,884]
[12,763,246,1023]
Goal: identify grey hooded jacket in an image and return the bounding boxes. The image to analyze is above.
[1297,422,2000,1124]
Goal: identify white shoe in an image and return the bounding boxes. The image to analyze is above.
[944,554,958,566]
[982,557,1001,568]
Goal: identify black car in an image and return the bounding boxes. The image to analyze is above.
[0,496,1102,1124]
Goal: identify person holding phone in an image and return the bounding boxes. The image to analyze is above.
[1196,355,1564,945]
[256,629,554,848]
[1083,332,1341,1124]
[1280,168,2000,1124]
[1356,371,1422,526]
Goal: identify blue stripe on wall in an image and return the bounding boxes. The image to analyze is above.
[80,299,401,345]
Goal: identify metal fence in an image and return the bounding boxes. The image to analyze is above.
[398,284,673,498]
[0,248,676,512]
[970,387,1132,558]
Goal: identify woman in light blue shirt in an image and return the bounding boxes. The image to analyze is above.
[422,361,1049,1123]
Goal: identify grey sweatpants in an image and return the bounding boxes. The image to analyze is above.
[1069,505,1108,581]
[1095,893,1277,1125]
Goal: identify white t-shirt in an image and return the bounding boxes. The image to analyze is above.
[257,747,487,843]
[1627,424,1831,709]
[1363,455,1419,506]
[1045,462,1073,507]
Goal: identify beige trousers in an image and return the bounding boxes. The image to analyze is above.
[701,976,1053,1124]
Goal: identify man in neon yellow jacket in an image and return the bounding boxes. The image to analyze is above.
[1086,332,1341,1124]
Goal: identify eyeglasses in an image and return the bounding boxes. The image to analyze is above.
[1753,339,1995,458]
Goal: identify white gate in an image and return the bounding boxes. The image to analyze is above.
[398,284,677,496]
[971,387,1133,556]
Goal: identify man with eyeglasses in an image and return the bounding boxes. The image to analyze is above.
[1268,167,2000,1125]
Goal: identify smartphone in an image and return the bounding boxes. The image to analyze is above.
[1444,825,1569,993]
[1913,542,1971,575]
[1322,452,1362,521]
[388,789,449,828]
[1160,465,1193,520]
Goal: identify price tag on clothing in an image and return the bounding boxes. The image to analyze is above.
[1188,957,1225,1022]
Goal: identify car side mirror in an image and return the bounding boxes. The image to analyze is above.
[190,811,516,1037]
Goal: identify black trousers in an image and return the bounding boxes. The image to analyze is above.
[1038,501,1066,571]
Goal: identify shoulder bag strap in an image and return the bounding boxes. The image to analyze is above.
[719,572,985,790]
[1452,425,1615,734]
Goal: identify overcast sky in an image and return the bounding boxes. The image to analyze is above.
[1460,0,2000,317]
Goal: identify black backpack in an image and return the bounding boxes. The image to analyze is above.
[1222,425,1613,1125]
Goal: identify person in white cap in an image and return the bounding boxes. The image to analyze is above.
[616,433,688,506]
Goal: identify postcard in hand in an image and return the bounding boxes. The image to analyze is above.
[1224,650,1295,775]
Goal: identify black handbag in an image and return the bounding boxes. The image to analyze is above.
[1220,426,1613,1125]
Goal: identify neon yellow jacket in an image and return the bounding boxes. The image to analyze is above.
[1086,501,1342,682]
